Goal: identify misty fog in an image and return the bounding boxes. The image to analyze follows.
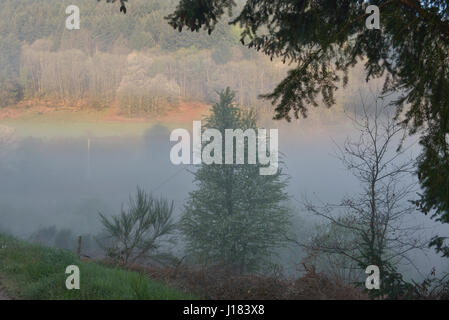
[1,94,448,280]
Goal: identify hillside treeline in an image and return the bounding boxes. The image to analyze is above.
[0,0,287,114]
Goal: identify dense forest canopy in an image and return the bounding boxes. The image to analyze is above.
[1,0,236,51]
[0,0,292,114]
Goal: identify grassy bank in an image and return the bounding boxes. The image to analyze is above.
[0,109,157,138]
[0,100,210,138]
[0,234,195,300]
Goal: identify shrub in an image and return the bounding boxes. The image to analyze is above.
[98,187,176,265]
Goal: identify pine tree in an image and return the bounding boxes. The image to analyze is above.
[181,88,291,274]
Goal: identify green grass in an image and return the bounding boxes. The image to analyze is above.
[0,234,195,300]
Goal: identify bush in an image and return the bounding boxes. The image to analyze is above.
[98,187,176,265]
[134,264,367,300]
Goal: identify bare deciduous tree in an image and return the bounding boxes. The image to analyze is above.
[302,94,427,296]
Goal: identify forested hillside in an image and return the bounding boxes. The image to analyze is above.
[0,0,287,115]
